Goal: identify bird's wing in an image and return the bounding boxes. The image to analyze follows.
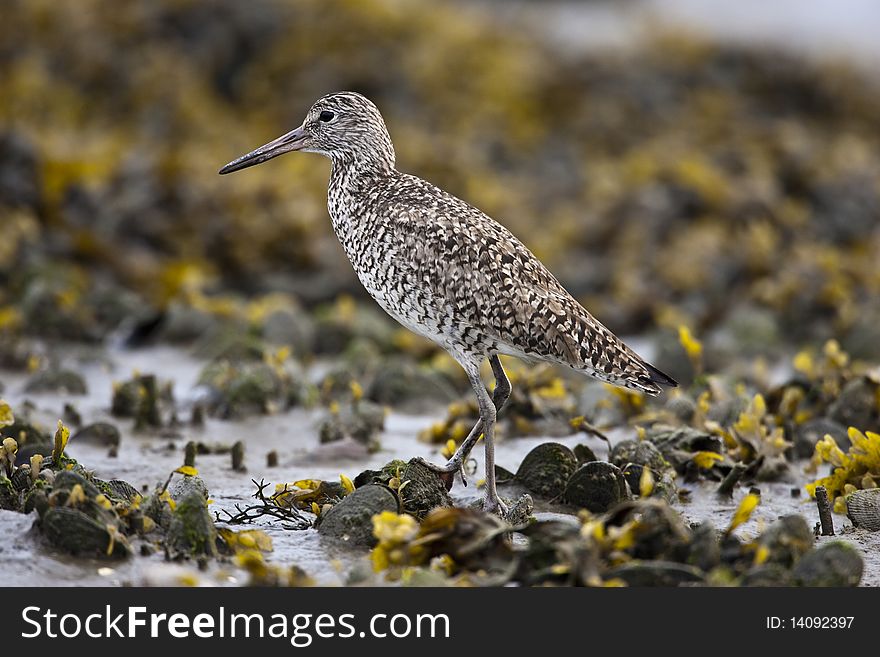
[390,181,674,394]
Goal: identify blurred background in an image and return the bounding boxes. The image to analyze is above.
[2,0,879,384]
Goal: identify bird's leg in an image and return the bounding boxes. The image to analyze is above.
[442,355,510,482]
[466,366,507,516]
[415,356,511,490]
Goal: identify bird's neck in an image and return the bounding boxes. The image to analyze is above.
[329,154,395,203]
[327,154,397,237]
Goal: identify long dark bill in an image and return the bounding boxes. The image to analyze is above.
[218,126,308,174]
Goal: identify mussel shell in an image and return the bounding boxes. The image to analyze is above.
[845,488,880,531]
[563,461,630,512]
[515,442,578,499]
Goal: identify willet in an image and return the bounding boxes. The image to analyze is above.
[220,92,676,515]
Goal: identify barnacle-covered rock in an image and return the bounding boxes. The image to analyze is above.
[0,476,17,511]
[313,296,396,354]
[318,399,385,452]
[111,373,168,429]
[24,369,88,395]
[416,507,515,580]
[793,418,848,459]
[71,422,121,448]
[398,458,453,519]
[1,421,51,460]
[503,493,534,526]
[514,442,578,499]
[259,305,316,356]
[646,425,723,472]
[366,358,459,409]
[665,395,697,423]
[610,439,676,500]
[517,520,601,586]
[353,459,408,489]
[754,515,813,568]
[605,561,705,587]
[192,323,267,362]
[197,359,306,419]
[563,462,630,512]
[792,542,863,587]
[167,489,217,557]
[316,484,399,547]
[687,522,721,572]
[604,499,693,562]
[827,378,879,431]
[144,474,208,530]
[274,478,347,510]
[740,564,795,587]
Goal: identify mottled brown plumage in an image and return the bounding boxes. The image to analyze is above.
[220,91,676,515]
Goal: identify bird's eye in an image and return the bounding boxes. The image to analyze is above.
[318,110,335,123]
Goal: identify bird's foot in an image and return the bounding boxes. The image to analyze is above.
[480,491,509,518]
[480,493,532,524]
[411,456,467,491]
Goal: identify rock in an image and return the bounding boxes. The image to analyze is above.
[755,455,793,482]
[503,493,534,526]
[793,418,849,459]
[605,499,692,561]
[741,564,795,586]
[828,378,878,432]
[399,458,453,519]
[518,520,601,586]
[71,422,121,447]
[665,395,697,423]
[198,360,304,419]
[316,484,399,547]
[169,475,209,502]
[313,300,396,355]
[261,307,316,355]
[755,515,813,567]
[793,542,863,587]
[318,400,384,452]
[354,459,408,489]
[192,323,266,362]
[0,476,18,511]
[845,488,880,531]
[515,442,578,499]
[367,358,458,408]
[167,490,217,557]
[563,462,630,512]
[605,561,705,586]
[647,425,723,472]
[1,421,51,460]
[687,522,720,572]
[111,373,165,429]
[417,507,514,578]
[154,304,221,344]
[24,369,88,395]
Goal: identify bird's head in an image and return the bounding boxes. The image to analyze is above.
[219,91,395,175]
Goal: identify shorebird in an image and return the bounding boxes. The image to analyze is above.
[220,92,676,516]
